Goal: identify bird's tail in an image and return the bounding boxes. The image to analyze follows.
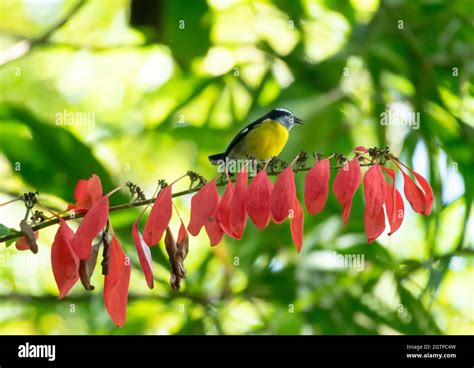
[208,153,226,165]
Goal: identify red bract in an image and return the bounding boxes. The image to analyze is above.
[401,171,426,214]
[363,165,407,243]
[247,168,273,229]
[290,197,304,253]
[70,195,109,261]
[104,234,131,328]
[187,179,223,246]
[51,219,79,298]
[333,158,361,224]
[270,166,296,224]
[67,174,103,213]
[382,167,404,236]
[363,164,387,218]
[410,171,433,215]
[386,186,404,235]
[304,158,330,215]
[399,163,433,215]
[187,180,219,236]
[15,232,38,251]
[204,215,224,246]
[363,164,387,243]
[364,206,385,243]
[354,146,368,153]
[143,185,172,246]
[132,215,154,289]
[177,220,188,246]
[226,169,248,240]
[216,181,234,233]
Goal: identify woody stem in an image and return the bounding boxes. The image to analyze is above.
[0,158,383,244]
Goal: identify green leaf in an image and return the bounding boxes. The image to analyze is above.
[0,224,16,247]
[398,285,442,334]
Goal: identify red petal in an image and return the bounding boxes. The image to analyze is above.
[67,174,103,212]
[187,180,219,236]
[401,171,425,214]
[397,162,434,215]
[333,158,362,224]
[71,195,109,260]
[227,169,248,239]
[216,181,234,232]
[143,185,172,246]
[104,235,131,327]
[304,158,330,215]
[354,146,368,152]
[364,207,385,243]
[51,219,79,298]
[247,169,273,229]
[15,232,38,251]
[410,171,433,215]
[132,217,154,289]
[177,220,188,245]
[385,182,404,236]
[290,198,304,253]
[363,163,387,218]
[246,169,273,229]
[341,203,352,223]
[270,166,296,224]
[382,167,404,235]
[204,215,224,246]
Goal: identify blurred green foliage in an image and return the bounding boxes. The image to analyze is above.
[0,0,472,335]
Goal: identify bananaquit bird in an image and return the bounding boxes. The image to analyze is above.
[208,108,303,164]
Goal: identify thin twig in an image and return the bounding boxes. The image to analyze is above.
[0,0,87,66]
[0,154,383,244]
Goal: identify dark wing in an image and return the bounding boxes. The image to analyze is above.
[224,115,268,156]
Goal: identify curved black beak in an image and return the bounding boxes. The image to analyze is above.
[294,116,304,124]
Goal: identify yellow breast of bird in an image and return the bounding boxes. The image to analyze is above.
[234,119,289,160]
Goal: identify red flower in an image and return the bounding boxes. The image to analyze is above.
[304,158,330,215]
[104,234,131,328]
[362,164,407,243]
[246,168,273,229]
[216,180,234,233]
[333,158,362,224]
[360,154,432,242]
[143,185,172,246]
[15,232,38,252]
[364,206,386,243]
[382,167,404,235]
[187,180,223,246]
[67,174,103,213]
[399,163,433,215]
[70,195,109,260]
[177,220,188,246]
[204,214,224,246]
[354,146,368,153]
[187,180,219,236]
[410,171,433,215]
[363,164,387,218]
[226,168,248,240]
[290,197,304,253]
[270,166,296,224]
[132,214,154,289]
[51,219,80,298]
[363,164,387,243]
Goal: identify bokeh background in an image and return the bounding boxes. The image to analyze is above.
[0,0,473,335]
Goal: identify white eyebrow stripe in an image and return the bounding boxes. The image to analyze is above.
[275,108,292,114]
